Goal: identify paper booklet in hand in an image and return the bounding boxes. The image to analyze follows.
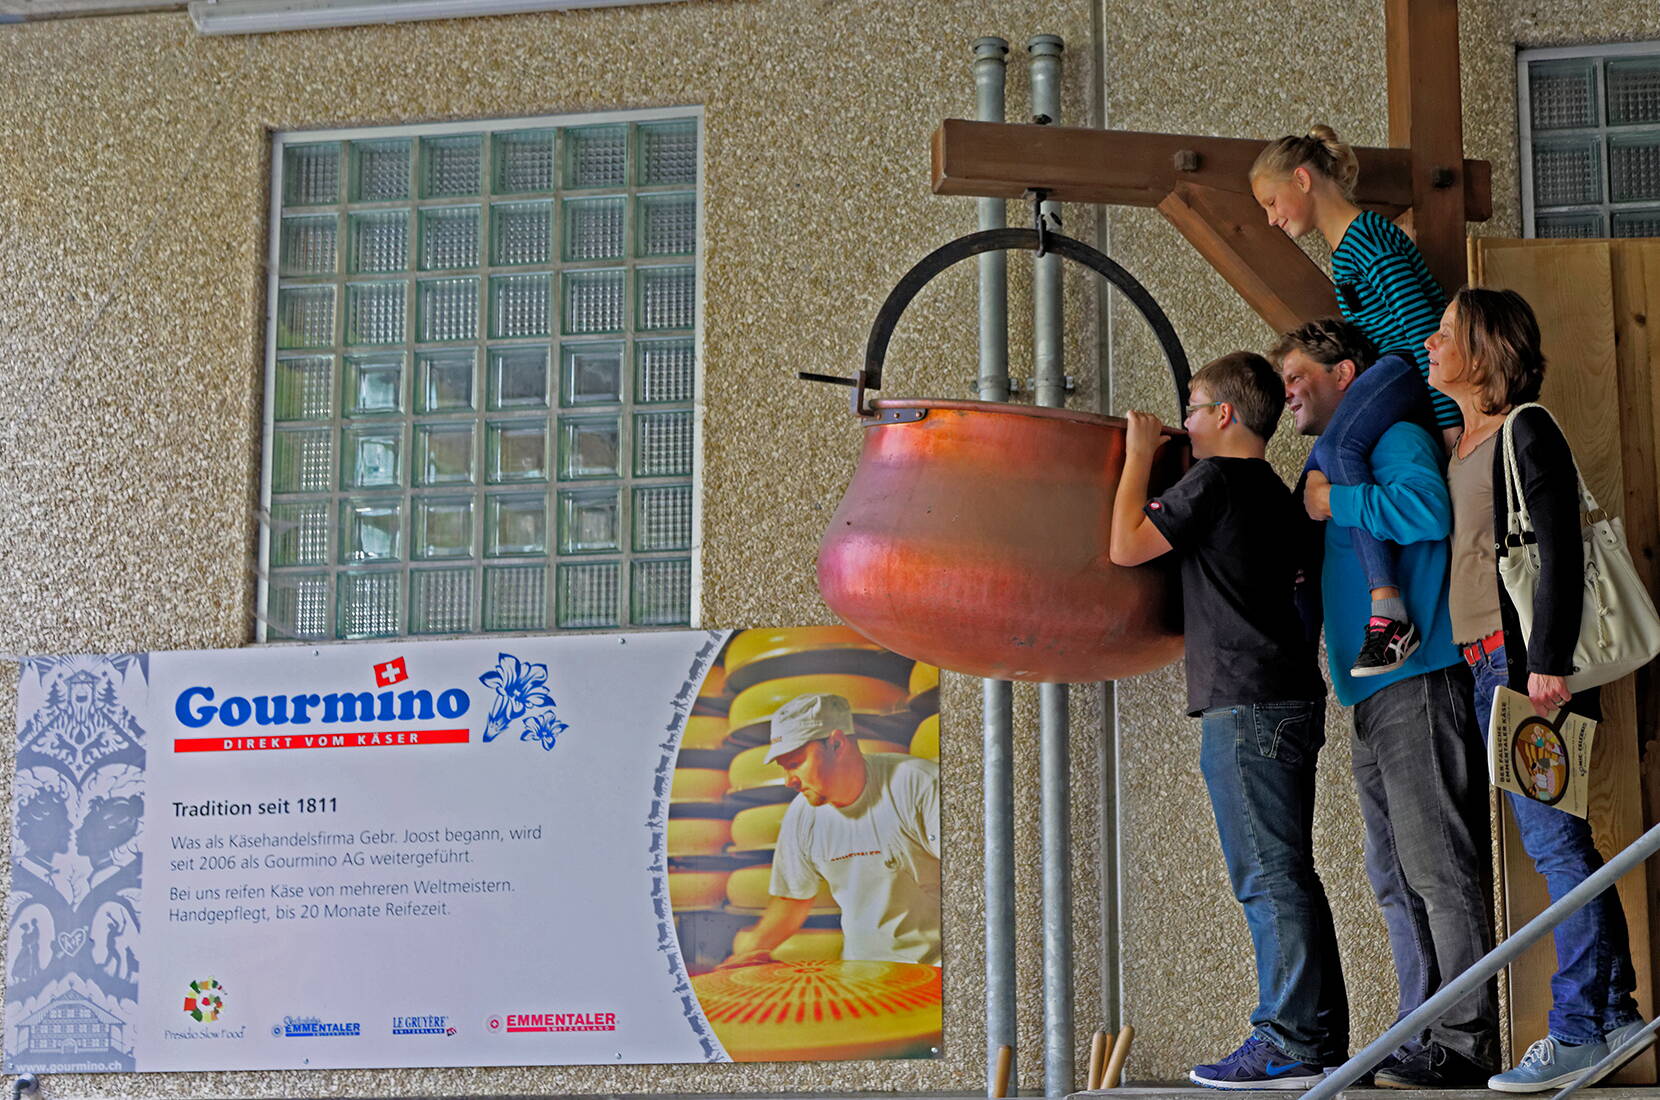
[1488,686,1596,819]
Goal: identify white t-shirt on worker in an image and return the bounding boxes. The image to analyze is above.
[770,753,941,965]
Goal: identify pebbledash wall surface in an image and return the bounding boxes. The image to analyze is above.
[0,0,1651,1095]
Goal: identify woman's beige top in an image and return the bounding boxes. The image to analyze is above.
[1447,430,1504,645]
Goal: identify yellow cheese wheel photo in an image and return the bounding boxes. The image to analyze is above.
[731,926,845,963]
[909,714,939,760]
[668,869,730,912]
[667,818,732,858]
[727,674,908,734]
[726,864,836,911]
[907,661,940,696]
[698,664,727,699]
[730,802,788,850]
[723,626,880,677]
[670,767,729,804]
[680,715,730,752]
[692,960,941,1061]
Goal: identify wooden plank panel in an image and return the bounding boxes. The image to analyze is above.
[1155,183,1339,333]
[930,119,1493,220]
[1476,239,1655,1083]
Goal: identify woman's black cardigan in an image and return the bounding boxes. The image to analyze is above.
[1488,405,1599,719]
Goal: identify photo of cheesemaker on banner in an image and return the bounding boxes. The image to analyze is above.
[667,627,942,1062]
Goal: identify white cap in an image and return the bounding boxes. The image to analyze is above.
[763,693,853,763]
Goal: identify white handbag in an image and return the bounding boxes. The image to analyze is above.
[1499,403,1660,693]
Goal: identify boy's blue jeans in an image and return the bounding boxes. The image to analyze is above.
[1200,699,1348,1062]
[1468,643,1641,1044]
[1310,353,1435,596]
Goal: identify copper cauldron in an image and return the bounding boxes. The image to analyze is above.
[805,228,1194,683]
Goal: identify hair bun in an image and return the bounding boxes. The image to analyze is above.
[1307,123,1341,145]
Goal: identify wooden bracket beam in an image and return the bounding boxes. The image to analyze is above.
[932,119,1492,223]
[1387,0,1469,294]
[1158,183,1339,333]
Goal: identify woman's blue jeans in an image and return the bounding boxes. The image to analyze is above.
[1200,700,1348,1062]
[1468,643,1641,1044]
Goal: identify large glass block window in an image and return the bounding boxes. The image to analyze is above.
[262,112,700,640]
[1520,44,1660,238]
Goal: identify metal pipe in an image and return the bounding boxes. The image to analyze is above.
[973,36,1017,1099]
[1029,32,1073,1098]
[1307,819,1660,1100]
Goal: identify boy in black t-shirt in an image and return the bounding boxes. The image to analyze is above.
[1110,352,1342,1090]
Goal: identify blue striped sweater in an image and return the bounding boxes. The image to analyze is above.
[1330,210,1460,430]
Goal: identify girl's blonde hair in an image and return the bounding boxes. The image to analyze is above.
[1250,124,1360,199]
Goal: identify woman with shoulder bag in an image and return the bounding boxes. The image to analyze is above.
[1427,287,1651,1092]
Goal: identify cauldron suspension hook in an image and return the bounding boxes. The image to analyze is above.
[798,228,1190,418]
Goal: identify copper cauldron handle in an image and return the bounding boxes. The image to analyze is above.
[800,227,1190,417]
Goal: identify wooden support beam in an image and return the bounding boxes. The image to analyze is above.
[1157,182,1339,332]
[1386,0,1468,294]
[932,119,1492,222]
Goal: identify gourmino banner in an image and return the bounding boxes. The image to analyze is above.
[5,628,942,1073]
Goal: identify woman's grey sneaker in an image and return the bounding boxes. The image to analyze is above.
[1487,1037,1608,1093]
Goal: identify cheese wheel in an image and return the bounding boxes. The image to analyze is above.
[910,714,939,760]
[724,627,880,677]
[667,818,732,858]
[728,674,908,734]
[907,662,940,696]
[692,960,942,1062]
[726,864,836,911]
[680,715,729,752]
[698,665,727,699]
[669,869,729,912]
[731,802,788,850]
[732,926,845,963]
[670,767,728,804]
[728,739,907,793]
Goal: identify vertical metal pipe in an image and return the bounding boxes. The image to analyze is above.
[972,34,1017,1100]
[1029,32,1074,1099]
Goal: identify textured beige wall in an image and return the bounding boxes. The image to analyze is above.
[1102,0,1660,1083]
[0,3,1110,1096]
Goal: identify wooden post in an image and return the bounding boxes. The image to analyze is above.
[1386,0,1468,295]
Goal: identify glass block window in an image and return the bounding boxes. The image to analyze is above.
[261,111,700,641]
[1520,44,1660,239]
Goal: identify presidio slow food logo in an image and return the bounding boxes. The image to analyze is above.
[167,651,571,754]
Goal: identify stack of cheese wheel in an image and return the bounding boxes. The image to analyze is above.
[730,801,788,852]
[667,816,733,859]
[691,960,942,1062]
[669,867,732,913]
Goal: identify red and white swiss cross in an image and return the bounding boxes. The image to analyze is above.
[374,656,409,687]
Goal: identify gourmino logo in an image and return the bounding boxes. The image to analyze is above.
[183,978,226,1022]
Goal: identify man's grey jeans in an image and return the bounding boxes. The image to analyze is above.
[1350,662,1498,1067]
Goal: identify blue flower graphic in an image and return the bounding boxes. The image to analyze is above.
[522,711,569,752]
[478,653,554,742]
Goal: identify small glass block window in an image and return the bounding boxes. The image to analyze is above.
[265,112,701,640]
[1522,45,1660,239]
[351,138,412,203]
[1613,208,1660,237]
[280,215,339,276]
[562,342,623,406]
[349,211,409,274]
[419,205,482,271]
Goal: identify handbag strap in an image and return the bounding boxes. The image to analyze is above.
[1500,403,1603,549]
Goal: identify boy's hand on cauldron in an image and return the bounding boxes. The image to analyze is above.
[1303,470,1333,521]
[1123,410,1167,462]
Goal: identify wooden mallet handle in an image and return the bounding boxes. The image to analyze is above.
[993,1044,1013,1098]
[1088,1029,1111,1090]
[1104,1024,1135,1088]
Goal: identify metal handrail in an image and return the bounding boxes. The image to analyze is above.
[1305,819,1660,1100]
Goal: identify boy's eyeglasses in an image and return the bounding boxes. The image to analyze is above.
[1184,401,1225,415]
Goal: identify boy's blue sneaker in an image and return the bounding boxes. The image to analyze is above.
[1189,1035,1326,1090]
